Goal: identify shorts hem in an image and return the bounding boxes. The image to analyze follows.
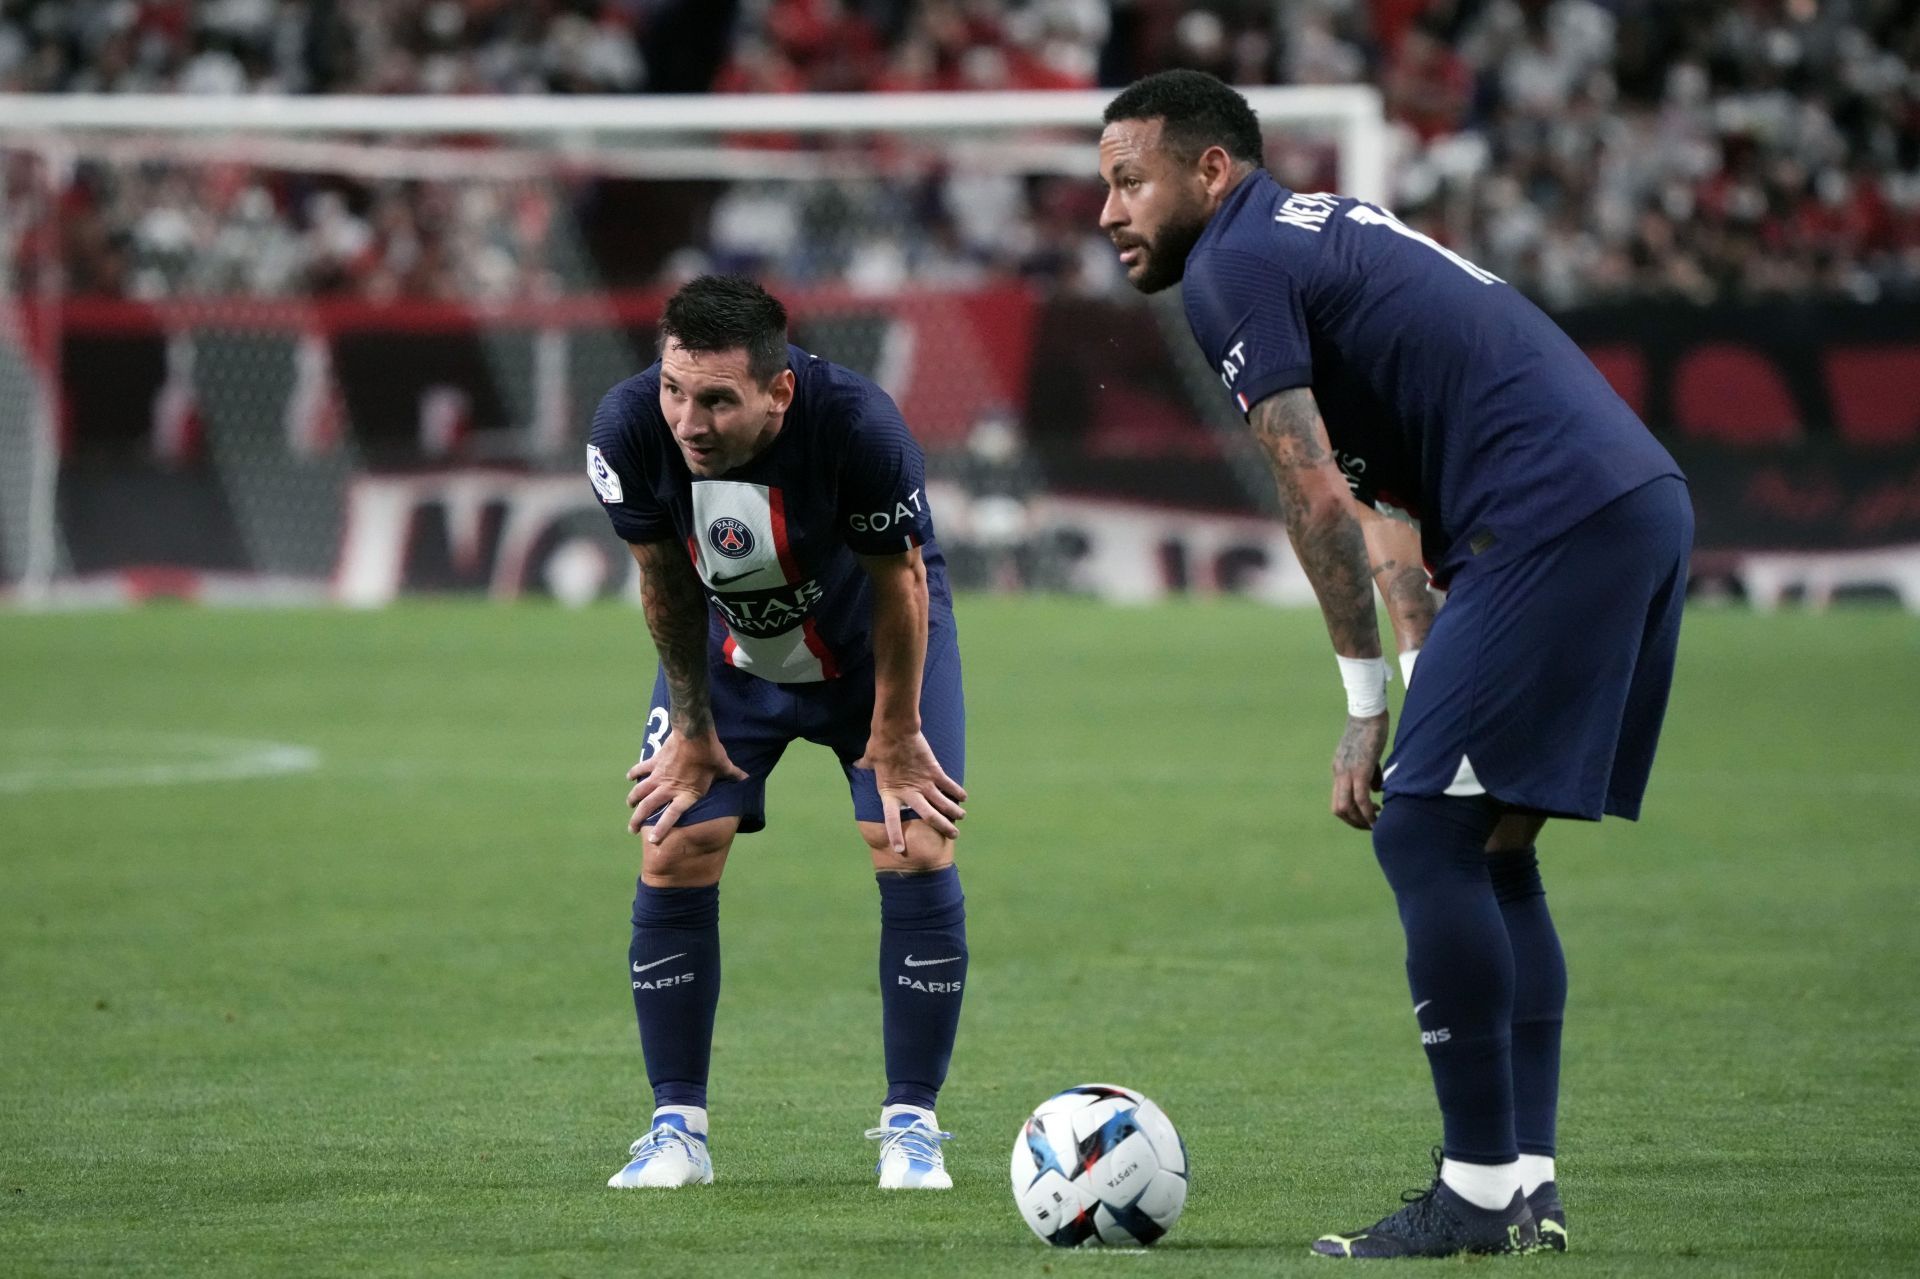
[641,807,766,835]
[1382,781,1603,823]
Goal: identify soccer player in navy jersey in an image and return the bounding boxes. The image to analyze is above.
[1098,71,1692,1257]
[587,276,970,1191]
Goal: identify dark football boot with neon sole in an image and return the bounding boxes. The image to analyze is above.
[1312,1154,1537,1259]
[1527,1180,1566,1252]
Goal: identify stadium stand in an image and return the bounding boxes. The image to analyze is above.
[3,0,1915,305]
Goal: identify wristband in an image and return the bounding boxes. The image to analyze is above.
[1399,648,1420,686]
[1336,655,1390,718]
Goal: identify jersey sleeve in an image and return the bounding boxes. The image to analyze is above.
[1182,247,1315,416]
[839,391,935,555]
[587,386,671,545]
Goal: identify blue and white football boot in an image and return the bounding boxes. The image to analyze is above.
[866,1105,953,1190]
[606,1108,713,1188]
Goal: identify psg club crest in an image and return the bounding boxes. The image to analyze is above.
[708,517,755,559]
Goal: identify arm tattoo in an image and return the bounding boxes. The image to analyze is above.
[1373,557,1438,651]
[1248,390,1381,660]
[631,540,714,737]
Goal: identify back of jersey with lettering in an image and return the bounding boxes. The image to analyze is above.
[588,345,952,683]
[1182,170,1680,585]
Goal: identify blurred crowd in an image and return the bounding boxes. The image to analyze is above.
[3,0,1918,305]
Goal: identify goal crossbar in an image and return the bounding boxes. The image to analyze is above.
[0,87,1388,202]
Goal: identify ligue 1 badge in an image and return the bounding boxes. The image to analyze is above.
[708,516,755,559]
[586,444,623,503]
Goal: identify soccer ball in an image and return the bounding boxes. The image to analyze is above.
[1010,1083,1188,1247]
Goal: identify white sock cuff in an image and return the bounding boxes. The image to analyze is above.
[1516,1153,1555,1196]
[881,1103,937,1127]
[1440,1157,1521,1211]
[652,1105,708,1136]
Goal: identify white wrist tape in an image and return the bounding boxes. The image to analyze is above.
[1337,655,1391,718]
[1399,648,1420,686]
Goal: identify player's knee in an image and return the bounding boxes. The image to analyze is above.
[641,819,736,887]
[861,820,954,873]
[1372,794,1500,895]
[1487,846,1544,903]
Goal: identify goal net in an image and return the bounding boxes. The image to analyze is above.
[0,88,1386,607]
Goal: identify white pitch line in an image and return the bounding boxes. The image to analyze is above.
[0,733,320,795]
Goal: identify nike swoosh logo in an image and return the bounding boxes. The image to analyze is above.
[1413,1000,1432,1014]
[903,954,962,968]
[709,569,758,586]
[1383,762,1400,781]
[632,953,688,974]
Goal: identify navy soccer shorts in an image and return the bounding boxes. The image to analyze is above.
[637,623,965,834]
[1382,476,1693,821]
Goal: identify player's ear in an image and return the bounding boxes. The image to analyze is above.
[1198,144,1236,197]
[766,368,796,413]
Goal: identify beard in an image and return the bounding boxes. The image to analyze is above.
[1123,200,1212,294]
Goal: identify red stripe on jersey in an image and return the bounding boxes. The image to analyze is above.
[722,634,739,666]
[766,487,802,582]
[685,534,700,567]
[800,618,841,680]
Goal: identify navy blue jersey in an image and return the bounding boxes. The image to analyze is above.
[588,345,952,684]
[1182,171,1681,587]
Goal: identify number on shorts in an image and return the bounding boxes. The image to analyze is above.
[641,706,669,761]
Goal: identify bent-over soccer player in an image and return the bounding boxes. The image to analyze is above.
[587,276,970,1191]
[1098,72,1691,1257]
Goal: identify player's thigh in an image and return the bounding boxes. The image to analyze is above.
[815,622,967,817]
[1603,483,1693,818]
[858,818,955,874]
[1388,479,1686,818]
[638,660,788,836]
[915,623,967,783]
[641,816,742,887]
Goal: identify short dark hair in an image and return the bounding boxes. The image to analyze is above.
[1103,70,1265,168]
[659,275,790,384]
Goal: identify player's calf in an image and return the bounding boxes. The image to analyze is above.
[864,836,966,1187]
[1371,796,1523,1164]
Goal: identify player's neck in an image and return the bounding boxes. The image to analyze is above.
[734,411,787,470]
[1205,164,1261,219]
[1221,164,1259,199]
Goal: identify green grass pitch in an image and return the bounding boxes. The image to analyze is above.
[2,598,1916,1276]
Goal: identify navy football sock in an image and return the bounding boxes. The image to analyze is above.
[630,881,721,1111]
[1489,847,1566,1157]
[1371,795,1517,1165]
[877,865,968,1111]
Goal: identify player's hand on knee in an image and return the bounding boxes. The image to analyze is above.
[626,730,746,840]
[857,731,967,853]
[1330,711,1389,831]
